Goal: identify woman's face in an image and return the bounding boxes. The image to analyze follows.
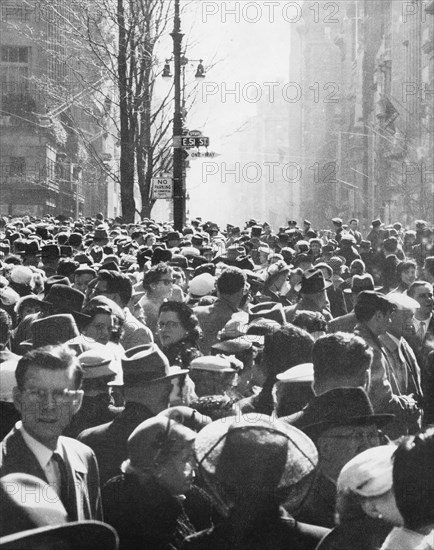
[364,490,404,526]
[158,310,188,347]
[401,267,416,286]
[157,441,196,495]
[84,313,114,345]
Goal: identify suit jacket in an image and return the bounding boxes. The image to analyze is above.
[0,427,102,521]
[78,401,154,487]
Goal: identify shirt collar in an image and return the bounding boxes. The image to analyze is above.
[17,421,62,468]
[414,314,432,328]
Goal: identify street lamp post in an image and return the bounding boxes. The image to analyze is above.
[171,0,184,231]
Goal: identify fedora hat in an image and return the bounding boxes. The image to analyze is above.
[93,225,109,240]
[211,339,252,354]
[296,268,333,294]
[78,349,117,379]
[249,301,286,324]
[343,273,375,295]
[302,387,394,441]
[28,314,80,349]
[195,415,317,510]
[23,240,40,256]
[120,344,188,386]
[0,473,118,550]
[41,284,86,317]
[40,244,60,259]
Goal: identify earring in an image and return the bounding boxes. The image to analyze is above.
[377,513,383,519]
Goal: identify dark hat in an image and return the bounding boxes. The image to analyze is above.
[120,344,188,386]
[297,268,332,294]
[169,254,188,269]
[60,245,73,258]
[41,284,86,316]
[359,240,371,249]
[152,246,172,264]
[195,415,317,509]
[23,240,40,256]
[344,273,375,294]
[322,244,335,253]
[288,220,298,226]
[355,290,395,313]
[302,387,394,441]
[93,225,109,240]
[249,301,286,324]
[68,232,83,247]
[250,225,262,238]
[40,244,60,259]
[165,231,181,242]
[0,473,118,549]
[371,219,382,228]
[191,234,204,246]
[211,339,252,354]
[43,275,71,295]
[74,264,96,277]
[29,314,80,349]
[74,253,93,265]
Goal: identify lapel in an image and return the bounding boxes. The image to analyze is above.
[58,437,88,521]
[1,428,48,482]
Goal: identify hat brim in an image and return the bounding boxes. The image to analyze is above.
[110,368,189,386]
[0,520,118,550]
[303,413,395,438]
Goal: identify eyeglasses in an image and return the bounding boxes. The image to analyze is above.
[158,279,174,286]
[157,320,181,330]
[23,388,83,404]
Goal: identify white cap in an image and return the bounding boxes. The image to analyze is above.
[190,356,235,372]
[276,363,314,383]
[337,444,397,497]
[0,287,20,306]
[387,292,420,311]
[189,273,215,297]
[10,266,33,285]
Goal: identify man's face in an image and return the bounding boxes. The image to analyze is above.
[401,267,416,287]
[412,283,434,318]
[350,220,358,231]
[375,310,393,335]
[93,279,119,304]
[310,242,321,254]
[13,366,82,450]
[389,309,415,339]
[317,423,380,481]
[74,273,94,293]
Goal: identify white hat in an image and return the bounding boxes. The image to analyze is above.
[337,444,397,497]
[276,363,314,384]
[10,266,33,285]
[387,292,420,311]
[191,356,236,373]
[0,286,20,306]
[189,273,215,297]
[78,349,117,379]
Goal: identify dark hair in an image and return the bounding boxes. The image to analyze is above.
[158,300,201,342]
[397,260,417,280]
[423,256,434,277]
[142,263,173,292]
[98,269,132,306]
[216,267,246,295]
[0,309,12,346]
[292,310,327,334]
[349,218,358,225]
[255,324,314,415]
[312,332,372,390]
[15,344,83,390]
[81,296,125,332]
[383,237,398,253]
[407,280,433,299]
[350,259,365,275]
[354,295,395,323]
[393,428,434,531]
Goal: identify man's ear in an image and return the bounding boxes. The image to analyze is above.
[72,391,84,415]
[12,386,23,414]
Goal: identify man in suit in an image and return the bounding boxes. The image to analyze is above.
[0,344,102,521]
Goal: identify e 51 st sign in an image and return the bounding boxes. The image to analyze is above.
[151,177,173,199]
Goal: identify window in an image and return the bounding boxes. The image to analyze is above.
[10,157,26,176]
[1,46,29,63]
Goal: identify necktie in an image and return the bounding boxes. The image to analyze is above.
[417,321,425,343]
[52,452,73,519]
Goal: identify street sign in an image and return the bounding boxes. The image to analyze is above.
[181,136,210,148]
[188,130,202,137]
[190,151,221,158]
[151,177,173,199]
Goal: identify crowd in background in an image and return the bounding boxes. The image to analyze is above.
[0,212,433,549]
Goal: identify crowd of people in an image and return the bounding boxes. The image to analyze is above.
[0,212,433,549]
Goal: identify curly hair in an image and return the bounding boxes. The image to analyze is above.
[142,263,173,292]
[158,300,201,342]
